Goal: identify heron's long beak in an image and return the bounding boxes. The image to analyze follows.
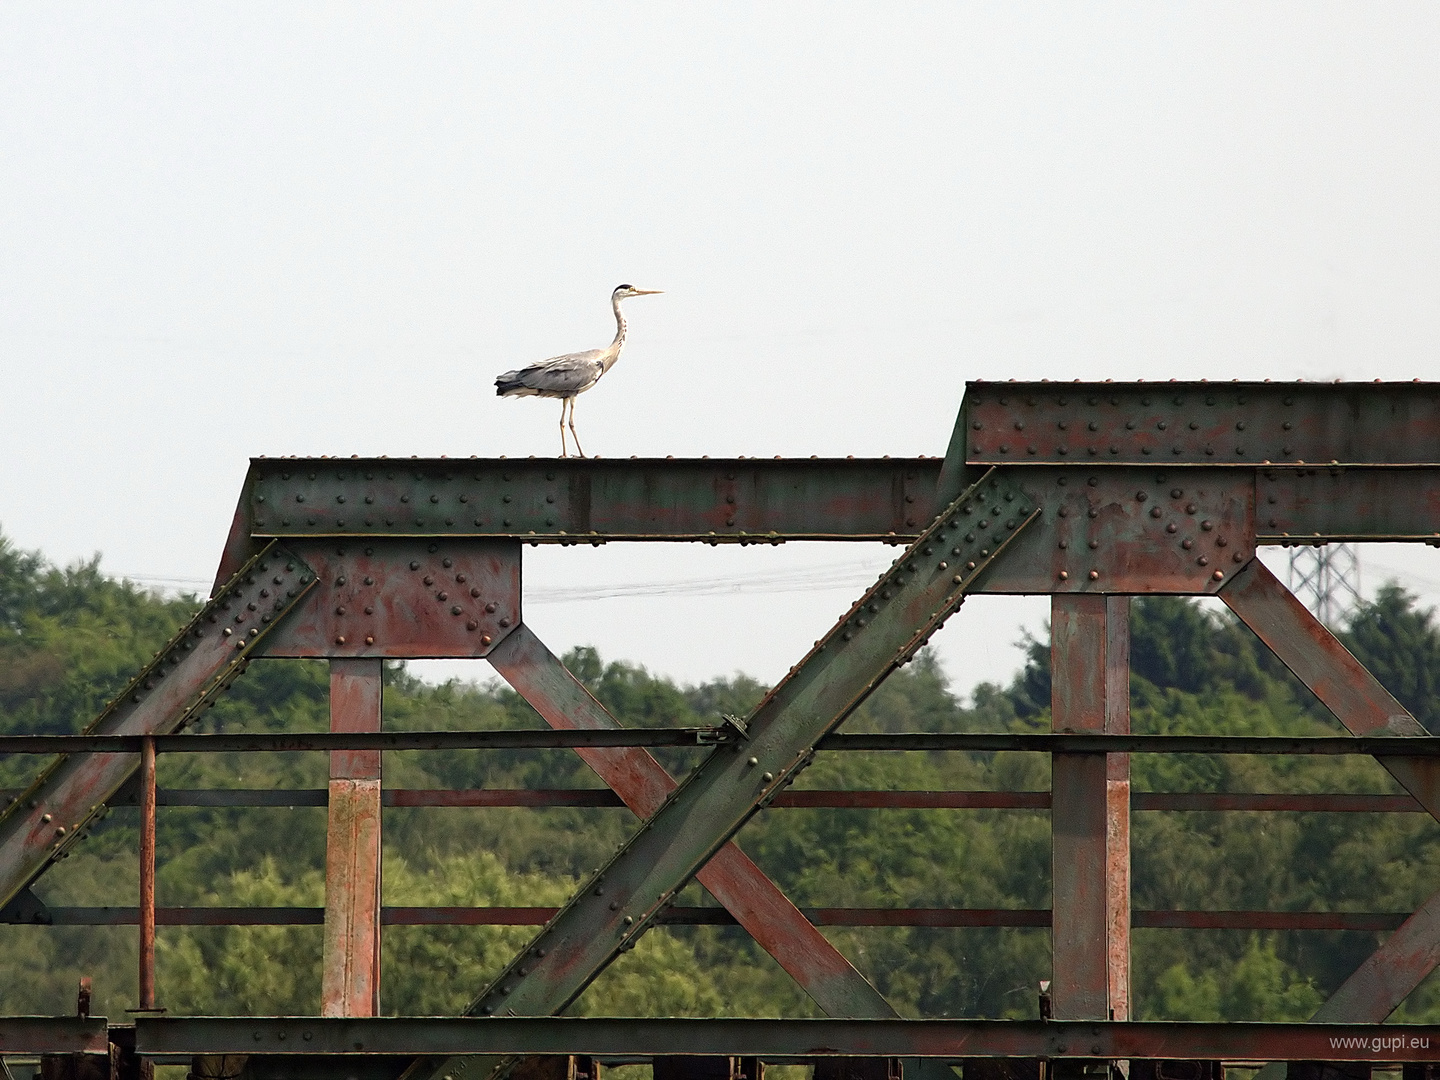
[632,289,663,295]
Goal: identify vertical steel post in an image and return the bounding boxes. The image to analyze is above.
[1103,596,1130,1021]
[138,735,157,1011]
[321,658,383,1017]
[1050,595,1129,1021]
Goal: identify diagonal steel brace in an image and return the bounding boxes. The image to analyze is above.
[415,469,1037,1080]
[487,622,897,1019]
[0,542,317,910]
[1221,558,1440,1030]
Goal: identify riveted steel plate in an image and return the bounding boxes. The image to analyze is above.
[238,458,937,544]
[971,468,1254,594]
[1257,466,1440,542]
[961,381,1440,467]
[260,539,520,658]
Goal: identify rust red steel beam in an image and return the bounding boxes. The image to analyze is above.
[1049,595,1130,1021]
[133,1015,1440,1062]
[1220,558,1440,1024]
[322,659,383,1018]
[0,543,317,913]
[0,1017,110,1055]
[486,622,898,1021]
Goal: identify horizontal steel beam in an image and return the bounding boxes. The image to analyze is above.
[0,729,729,754]
[133,1016,1440,1062]
[6,732,1440,755]
[34,788,1424,812]
[18,906,1410,932]
[0,1017,110,1055]
[216,457,942,580]
[961,380,1440,467]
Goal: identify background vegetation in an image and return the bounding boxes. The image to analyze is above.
[2,531,1439,1022]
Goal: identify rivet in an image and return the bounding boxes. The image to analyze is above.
[485,602,498,613]
[499,617,511,627]
[965,561,976,570]
[365,635,374,645]
[443,558,453,568]
[1198,556,1209,566]
[1059,571,1068,581]
[748,757,759,767]
[364,605,373,615]
[1136,491,1147,501]
[1201,520,1214,531]
[763,772,774,782]
[438,591,448,601]
[1186,504,1197,514]
[481,634,493,645]
[467,620,478,630]
[1166,523,1177,533]
[1213,570,1224,581]
[410,561,421,570]
[1088,570,1099,580]
[335,636,346,645]
[1182,539,1193,549]
[451,606,462,615]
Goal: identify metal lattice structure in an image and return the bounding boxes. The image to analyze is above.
[4,380,1440,1080]
[1289,543,1364,627]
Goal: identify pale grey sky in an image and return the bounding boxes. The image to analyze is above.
[3,4,1439,694]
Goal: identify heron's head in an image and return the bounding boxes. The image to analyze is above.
[614,283,663,300]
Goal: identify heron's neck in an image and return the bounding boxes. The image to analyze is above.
[601,295,627,373]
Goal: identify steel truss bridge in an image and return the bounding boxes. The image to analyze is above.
[3,381,1440,1080]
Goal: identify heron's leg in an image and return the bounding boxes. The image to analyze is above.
[559,399,569,458]
[568,396,586,458]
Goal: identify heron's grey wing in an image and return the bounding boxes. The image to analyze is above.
[496,349,606,397]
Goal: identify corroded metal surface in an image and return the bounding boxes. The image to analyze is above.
[459,471,1036,1024]
[322,660,383,1018]
[960,380,1440,466]
[487,624,897,1019]
[974,468,1254,594]
[261,540,521,658]
[0,543,316,911]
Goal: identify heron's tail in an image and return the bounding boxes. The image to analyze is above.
[495,371,525,397]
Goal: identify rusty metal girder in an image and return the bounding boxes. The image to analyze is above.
[433,471,1034,1042]
[0,543,316,911]
[214,457,944,586]
[958,380,1440,467]
[133,1016,1440,1063]
[0,1018,110,1055]
[1219,559,1440,1027]
[968,467,1254,594]
[322,659,384,1018]
[1256,466,1440,542]
[259,540,520,658]
[486,624,897,1020]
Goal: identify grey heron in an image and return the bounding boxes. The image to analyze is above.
[495,283,662,457]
